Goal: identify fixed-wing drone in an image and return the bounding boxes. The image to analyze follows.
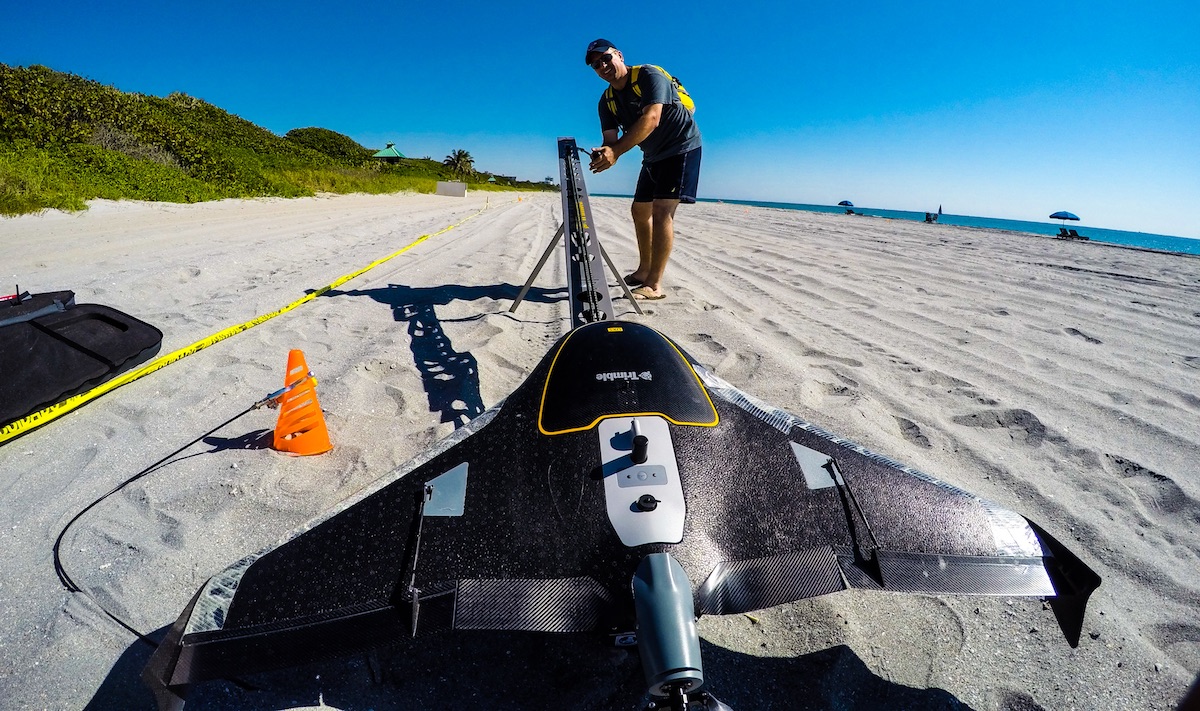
[144,139,1099,711]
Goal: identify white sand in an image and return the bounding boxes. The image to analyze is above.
[0,192,1197,710]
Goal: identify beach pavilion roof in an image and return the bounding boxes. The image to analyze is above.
[372,142,406,159]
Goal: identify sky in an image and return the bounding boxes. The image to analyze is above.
[3,1,1198,238]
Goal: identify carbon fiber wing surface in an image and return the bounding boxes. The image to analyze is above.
[144,321,1098,708]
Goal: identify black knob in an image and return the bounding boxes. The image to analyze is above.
[636,494,659,512]
[632,434,649,464]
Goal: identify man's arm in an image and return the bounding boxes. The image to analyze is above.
[590,103,663,173]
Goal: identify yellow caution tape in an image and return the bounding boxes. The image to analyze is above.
[0,198,491,444]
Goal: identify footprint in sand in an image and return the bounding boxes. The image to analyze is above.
[894,416,932,447]
[148,509,186,550]
[668,286,720,312]
[812,365,860,390]
[457,320,505,352]
[1064,327,1102,344]
[119,485,187,551]
[382,383,408,415]
[1108,454,1199,523]
[910,369,998,405]
[690,333,728,356]
[819,381,857,398]
[270,448,361,505]
[915,369,972,389]
[952,408,1048,446]
[714,350,761,382]
[808,349,862,368]
[992,690,1048,711]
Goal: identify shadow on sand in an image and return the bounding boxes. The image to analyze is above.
[91,633,985,711]
[202,428,273,451]
[337,283,564,429]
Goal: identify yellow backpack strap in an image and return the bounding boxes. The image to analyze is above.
[604,86,617,116]
[630,65,642,97]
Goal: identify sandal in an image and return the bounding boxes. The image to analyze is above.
[631,286,667,301]
[623,274,644,287]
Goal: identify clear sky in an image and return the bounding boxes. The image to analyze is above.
[3,1,1198,238]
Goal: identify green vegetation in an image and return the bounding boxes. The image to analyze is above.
[284,127,373,162]
[0,63,554,216]
[443,149,476,179]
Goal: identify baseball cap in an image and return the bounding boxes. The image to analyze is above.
[585,38,617,64]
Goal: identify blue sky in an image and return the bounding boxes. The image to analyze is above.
[3,1,1198,238]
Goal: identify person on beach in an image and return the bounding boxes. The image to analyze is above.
[585,38,702,301]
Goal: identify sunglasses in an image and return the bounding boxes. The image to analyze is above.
[589,52,616,69]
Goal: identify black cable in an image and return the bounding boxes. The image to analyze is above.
[52,404,256,649]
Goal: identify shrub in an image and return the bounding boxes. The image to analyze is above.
[284,127,372,162]
[89,124,181,168]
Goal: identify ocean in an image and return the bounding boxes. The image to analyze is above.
[692,198,1200,257]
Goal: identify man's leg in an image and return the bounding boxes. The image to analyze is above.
[639,198,679,296]
[630,200,654,284]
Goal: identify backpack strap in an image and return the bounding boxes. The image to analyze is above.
[604,66,644,117]
[605,65,673,117]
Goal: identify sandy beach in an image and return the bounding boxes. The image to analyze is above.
[0,191,1197,710]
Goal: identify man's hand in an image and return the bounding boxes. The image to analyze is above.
[590,146,617,173]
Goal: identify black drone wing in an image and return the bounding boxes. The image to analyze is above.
[689,361,1099,640]
[144,321,1098,709]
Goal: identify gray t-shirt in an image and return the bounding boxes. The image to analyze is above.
[598,65,701,163]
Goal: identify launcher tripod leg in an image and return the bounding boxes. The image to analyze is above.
[509,224,643,316]
[509,224,565,314]
[598,240,643,315]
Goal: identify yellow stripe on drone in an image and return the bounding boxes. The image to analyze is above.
[0,199,490,445]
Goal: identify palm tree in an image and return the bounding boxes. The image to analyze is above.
[443,149,475,179]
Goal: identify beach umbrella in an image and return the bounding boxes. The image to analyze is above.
[1049,211,1080,225]
[838,200,854,207]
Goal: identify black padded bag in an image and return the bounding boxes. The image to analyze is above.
[0,298,163,426]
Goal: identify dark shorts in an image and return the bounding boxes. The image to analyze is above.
[633,147,702,203]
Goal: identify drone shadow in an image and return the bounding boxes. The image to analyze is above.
[90,630,980,710]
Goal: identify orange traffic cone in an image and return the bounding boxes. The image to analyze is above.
[273,349,333,456]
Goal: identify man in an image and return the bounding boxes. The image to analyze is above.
[585,38,702,301]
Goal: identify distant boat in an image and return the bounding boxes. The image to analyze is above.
[938,204,943,215]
